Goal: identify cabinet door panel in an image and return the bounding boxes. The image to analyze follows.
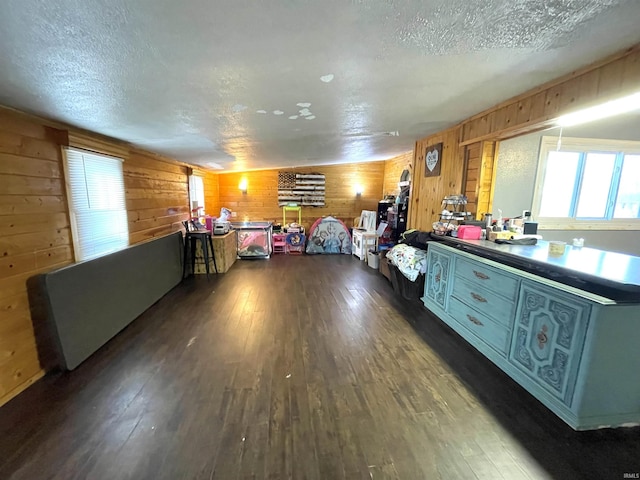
[424,247,452,310]
[509,283,590,406]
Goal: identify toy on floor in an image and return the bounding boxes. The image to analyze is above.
[306,216,351,254]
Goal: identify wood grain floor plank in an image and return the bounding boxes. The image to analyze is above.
[0,255,638,479]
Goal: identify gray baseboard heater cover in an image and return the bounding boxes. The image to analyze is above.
[43,232,183,370]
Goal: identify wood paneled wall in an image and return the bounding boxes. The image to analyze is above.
[463,141,496,220]
[0,110,72,405]
[409,44,640,231]
[460,45,640,145]
[382,152,413,197]
[125,150,190,245]
[409,128,465,231]
[202,170,220,218]
[215,162,386,230]
[0,108,193,407]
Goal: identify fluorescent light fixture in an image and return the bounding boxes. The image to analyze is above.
[556,91,640,127]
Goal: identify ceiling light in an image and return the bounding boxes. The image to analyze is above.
[342,131,399,138]
[556,91,640,127]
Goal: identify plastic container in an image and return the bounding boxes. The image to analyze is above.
[548,241,567,256]
[367,251,379,269]
[457,225,482,240]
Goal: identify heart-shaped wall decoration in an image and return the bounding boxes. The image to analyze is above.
[426,150,438,172]
[424,142,443,177]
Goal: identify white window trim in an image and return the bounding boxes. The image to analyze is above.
[532,136,640,231]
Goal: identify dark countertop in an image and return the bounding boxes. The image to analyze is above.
[430,235,640,304]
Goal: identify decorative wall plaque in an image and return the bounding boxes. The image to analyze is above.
[278,172,325,206]
[424,142,442,177]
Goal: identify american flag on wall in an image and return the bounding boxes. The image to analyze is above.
[278,172,325,206]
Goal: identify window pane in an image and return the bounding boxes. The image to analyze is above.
[614,154,640,219]
[539,151,580,217]
[189,175,205,214]
[576,153,615,218]
[64,148,128,262]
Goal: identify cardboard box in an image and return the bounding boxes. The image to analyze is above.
[487,230,513,241]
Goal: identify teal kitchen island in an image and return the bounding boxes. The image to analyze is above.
[422,236,640,430]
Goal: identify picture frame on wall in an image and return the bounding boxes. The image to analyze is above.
[424,142,442,177]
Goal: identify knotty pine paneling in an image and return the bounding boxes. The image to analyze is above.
[125,150,190,245]
[477,141,497,220]
[463,143,481,218]
[0,107,194,407]
[382,151,413,197]
[0,111,71,405]
[216,162,385,230]
[462,141,497,220]
[203,171,220,218]
[460,45,640,144]
[409,127,465,231]
[411,46,640,231]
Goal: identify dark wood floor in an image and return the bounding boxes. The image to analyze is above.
[1,255,639,480]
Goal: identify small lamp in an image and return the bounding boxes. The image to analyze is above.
[239,179,248,194]
[354,184,363,196]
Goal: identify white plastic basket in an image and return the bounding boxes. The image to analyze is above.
[367,251,379,269]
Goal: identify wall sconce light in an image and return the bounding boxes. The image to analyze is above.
[354,184,363,196]
[239,179,248,194]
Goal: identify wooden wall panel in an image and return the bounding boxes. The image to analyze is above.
[217,162,385,230]
[203,171,220,218]
[462,141,497,220]
[0,111,71,406]
[409,127,465,231]
[411,45,640,232]
[476,141,497,219]
[0,108,194,407]
[125,150,190,245]
[382,151,413,197]
[460,45,640,145]
[463,143,481,217]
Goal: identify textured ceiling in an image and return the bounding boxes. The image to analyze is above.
[1,0,640,171]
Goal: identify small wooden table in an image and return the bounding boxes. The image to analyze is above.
[193,231,237,274]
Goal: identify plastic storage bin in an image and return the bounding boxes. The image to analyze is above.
[458,225,482,240]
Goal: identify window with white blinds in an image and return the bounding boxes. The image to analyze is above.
[63,147,129,261]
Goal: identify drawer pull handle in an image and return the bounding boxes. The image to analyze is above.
[473,270,489,280]
[467,314,483,326]
[470,292,487,303]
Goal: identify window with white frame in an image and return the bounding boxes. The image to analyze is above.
[532,136,640,229]
[63,147,129,261]
[189,175,205,215]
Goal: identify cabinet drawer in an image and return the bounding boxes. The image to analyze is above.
[452,277,515,327]
[448,297,511,355]
[454,257,518,299]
